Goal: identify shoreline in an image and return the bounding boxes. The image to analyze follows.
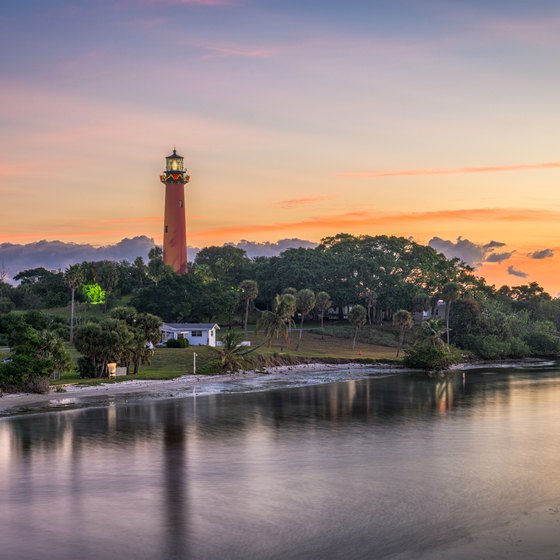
[0,362,405,417]
[1,358,555,418]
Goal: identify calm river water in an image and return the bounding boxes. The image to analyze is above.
[2,366,560,559]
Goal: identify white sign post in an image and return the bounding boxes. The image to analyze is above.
[193,352,197,375]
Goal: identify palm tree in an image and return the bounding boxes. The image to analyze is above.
[349,304,367,350]
[360,287,378,324]
[64,264,83,343]
[393,309,413,357]
[257,294,296,351]
[239,279,258,334]
[214,330,258,373]
[442,282,460,345]
[315,291,332,339]
[296,288,315,350]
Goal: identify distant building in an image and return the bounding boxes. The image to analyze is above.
[413,301,447,322]
[160,323,220,347]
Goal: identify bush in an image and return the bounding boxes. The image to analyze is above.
[508,337,531,359]
[464,335,511,360]
[523,332,560,356]
[23,376,50,394]
[404,340,462,372]
[166,338,189,348]
[77,356,96,378]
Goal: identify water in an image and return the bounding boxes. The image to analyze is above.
[2,366,560,559]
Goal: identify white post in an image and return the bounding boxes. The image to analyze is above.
[193,352,197,375]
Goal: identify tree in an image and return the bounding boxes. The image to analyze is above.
[147,246,173,286]
[349,305,367,350]
[360,287,378,324]
[109,307,162,374]
[315,291,332,339]
[74,319,134,378]
[393,309,413,357]
[404,318,461,372]
[0,326,70,392]
[95,261,119,311]
[239,280,258,333]
[442,282,460,345]
[296,288,315,350]
[194,246,253,286]
[64,264,83,343]
[257,294,296,351]
[213,330,257,373]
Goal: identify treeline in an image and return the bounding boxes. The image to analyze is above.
[2,233,560,371]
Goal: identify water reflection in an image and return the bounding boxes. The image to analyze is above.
[1,368,560,559]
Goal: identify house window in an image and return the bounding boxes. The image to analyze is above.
[179,200,183,207]
[191,330,203,337]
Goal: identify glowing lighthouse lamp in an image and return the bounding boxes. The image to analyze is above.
[160,148,190,274]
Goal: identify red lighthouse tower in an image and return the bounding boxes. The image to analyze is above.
[160,149,190,274]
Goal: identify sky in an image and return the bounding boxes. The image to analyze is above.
[2,0,560,291]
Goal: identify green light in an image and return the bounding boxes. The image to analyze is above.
[82,283,105,305]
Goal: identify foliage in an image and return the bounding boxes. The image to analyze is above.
[404,318,461,371]
[296,288,315,350]
[349,304,367,350]
[194,245,252,286]
[403,340,462,372]
[167,338,189,348]
[212,330,257,373]
[239,279,258,332]
[0,326,71,392]
[393,309,413,357]
[82,283,105,305]
[257,294,296,350]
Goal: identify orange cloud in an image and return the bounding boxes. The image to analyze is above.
[193,207,560,240]
[275,195,334,209]
[339,162,560,179]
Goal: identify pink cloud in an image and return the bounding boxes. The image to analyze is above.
[339,162,560,179]
[275,196,334,209]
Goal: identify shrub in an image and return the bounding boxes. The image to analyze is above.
[464,335,511,360]
[23,376,50,394]
[404,340,462,372]
[523,332,560,356]
[166,338,189,348]
[77,356,96,378]
[508,337,531,359]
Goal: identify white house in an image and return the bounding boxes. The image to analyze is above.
[160,323,220,347]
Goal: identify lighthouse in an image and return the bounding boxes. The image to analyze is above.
[160,148,190,274]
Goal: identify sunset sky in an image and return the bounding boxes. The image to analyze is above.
[2,1,560,291]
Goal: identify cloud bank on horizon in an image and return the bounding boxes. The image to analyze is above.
[0,237,318,281]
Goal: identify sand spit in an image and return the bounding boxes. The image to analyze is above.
[0,362,406,416]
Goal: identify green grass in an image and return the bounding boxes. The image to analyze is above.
[52,322,406,388]
[54,346,220,386]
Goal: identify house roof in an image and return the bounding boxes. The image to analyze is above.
[161,323,220,331]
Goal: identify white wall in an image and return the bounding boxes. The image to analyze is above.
[161,327,217,347]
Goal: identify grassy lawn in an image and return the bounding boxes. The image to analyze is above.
[51,322,406,387]
[248,329,402,361]
[54,346,220,386]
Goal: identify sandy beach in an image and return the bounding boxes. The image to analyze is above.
[0,362,404,416]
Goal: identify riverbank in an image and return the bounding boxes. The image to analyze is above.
[0,362,406,416]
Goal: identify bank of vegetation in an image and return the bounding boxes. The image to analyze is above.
[1,234,560,392]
